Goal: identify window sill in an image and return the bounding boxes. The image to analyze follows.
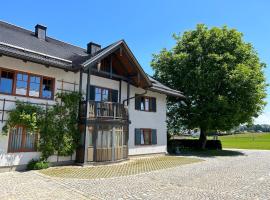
[134,109,156,113]
[8,150,38,153]
[0,92,54,101]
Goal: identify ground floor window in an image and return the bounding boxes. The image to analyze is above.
[135,128,157,145]
[8,126,38,152]
[96,125,126,148]
[97,125,113,149]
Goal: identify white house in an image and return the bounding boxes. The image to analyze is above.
[0,21,184,171]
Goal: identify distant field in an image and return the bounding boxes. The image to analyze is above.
[217,133,270,150]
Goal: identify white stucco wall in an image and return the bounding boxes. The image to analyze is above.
[127,85,167,155]
[0,56,79,167]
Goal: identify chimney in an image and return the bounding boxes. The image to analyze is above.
[35,24,47,40]
[87,42,101,55]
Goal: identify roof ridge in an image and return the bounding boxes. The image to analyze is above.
[0,20,87,52]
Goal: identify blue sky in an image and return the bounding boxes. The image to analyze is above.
[1,0,269,124]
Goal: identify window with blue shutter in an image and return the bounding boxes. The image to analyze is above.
[135,95,156,112]
[135,128,157,145]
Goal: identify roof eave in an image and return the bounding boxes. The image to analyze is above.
[148,87,186,99]
[0,42,74,71]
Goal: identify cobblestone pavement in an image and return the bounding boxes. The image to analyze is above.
[1,149,270,200]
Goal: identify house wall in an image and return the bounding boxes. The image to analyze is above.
[0,55,168,170]
[127,85,167,155]
[0,56,78,169]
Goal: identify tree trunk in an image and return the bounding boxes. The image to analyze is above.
[199,128,207,149]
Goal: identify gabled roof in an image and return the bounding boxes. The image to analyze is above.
[81,40,152,88]
[0,20,185,98]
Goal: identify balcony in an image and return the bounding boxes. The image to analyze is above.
[80,101,128,122]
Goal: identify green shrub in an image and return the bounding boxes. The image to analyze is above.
[168,139,222,154]
[27,159,49,170]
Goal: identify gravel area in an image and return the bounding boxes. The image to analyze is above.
[0,149,270,200]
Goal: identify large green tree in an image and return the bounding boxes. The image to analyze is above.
[152,24,267,148]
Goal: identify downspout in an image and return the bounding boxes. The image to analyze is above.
[122,89,147,105]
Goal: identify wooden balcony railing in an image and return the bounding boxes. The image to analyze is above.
[80,101,128,120]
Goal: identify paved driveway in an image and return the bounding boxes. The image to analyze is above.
[0,149,270,200]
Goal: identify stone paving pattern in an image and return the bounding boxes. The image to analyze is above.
[40,156,201,179]
[0,149,269,200]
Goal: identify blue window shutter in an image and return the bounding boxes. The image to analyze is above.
[111,89,118,102]
[152,98,156,112]
[89,86,95,100]
[151,129,157,145]
[135,95,141,110]
[135,129,141,145]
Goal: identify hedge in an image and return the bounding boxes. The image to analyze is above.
[168,139,222,154]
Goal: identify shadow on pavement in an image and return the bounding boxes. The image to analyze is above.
[173,149,245,158]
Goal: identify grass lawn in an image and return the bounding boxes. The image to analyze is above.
[217,133,270,150]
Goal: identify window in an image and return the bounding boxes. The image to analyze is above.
[135,95,156,112]
[135,128,157,145]
[16,73,28,95]
[0,70,14,94]
[96,125,113,148]
[0,67,54,99]
[90,85,118,103]
[42,78,53,99]
[102,89,109,102]
[95,87,102,101]
[8,126,38,152]
[95,87,109,102]
[88,126,93,146]
[115,126,123,147]
[29,75,41,97]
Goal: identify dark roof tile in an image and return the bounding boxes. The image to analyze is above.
[0,20,88,62]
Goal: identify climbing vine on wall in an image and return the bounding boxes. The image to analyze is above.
[39,92,82,160]
[2,92,82,161]
[2,101,42,135]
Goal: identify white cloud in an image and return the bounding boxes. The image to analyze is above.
[254,112,270,124]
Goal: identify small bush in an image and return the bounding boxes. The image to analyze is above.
[206,140,222,150]
[168,139,222,154]
[27,159,49,170]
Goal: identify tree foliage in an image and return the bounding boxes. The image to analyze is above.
[151,24,267,146]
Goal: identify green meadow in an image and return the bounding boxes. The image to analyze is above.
[218,133,270,150]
